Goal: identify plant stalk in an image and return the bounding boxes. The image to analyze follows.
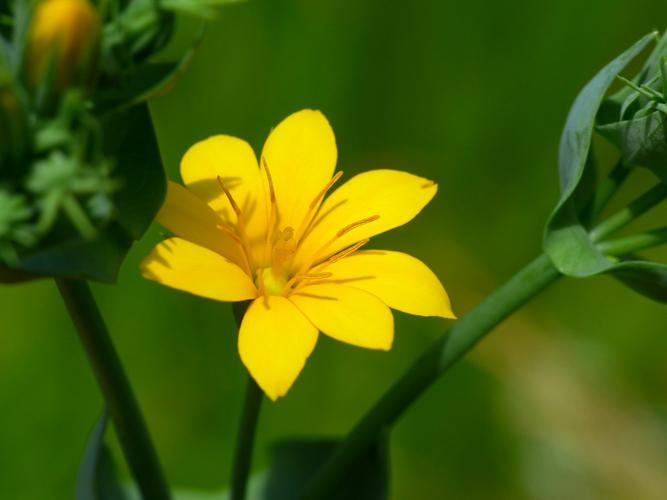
[590,183,667,242]
[301,253,560,499]
[230,377,263,500]
[588,159,631,219]
[598,226,667,255]
[55,278,171,500]
[230,301,263,500]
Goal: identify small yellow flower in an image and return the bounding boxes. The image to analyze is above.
[141,110,455,400]
[26,0,101,90]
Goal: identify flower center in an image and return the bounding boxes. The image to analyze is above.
[256,267,288,296]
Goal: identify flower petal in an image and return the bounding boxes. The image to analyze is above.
[294,169,437,270]
[180,135,268,263]
[239,296,318,400]
[260,109,337,235]
[141,237,256,302]
[325,250,455,319]
[156,181,245,266]
[290,283,393,350]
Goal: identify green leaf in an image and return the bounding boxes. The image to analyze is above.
[607,259,667,303]
[260,438,389,500]
[14,225,132,282]
[101,104,166,240]
[597,109,667,182]
[0,103,164,284]
[170,438,390,500]
[77,411,129,500]
[95,30,203,117]
[544,32,656,277]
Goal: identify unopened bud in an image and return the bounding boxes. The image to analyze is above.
[26,0,101,93]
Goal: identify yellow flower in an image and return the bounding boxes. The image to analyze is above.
[26,0,101,90]
[141,110,455,400]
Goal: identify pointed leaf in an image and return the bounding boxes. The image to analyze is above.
[607,259,667,302]
[597,109,667,182]
[77,411,129,500]
[544,32,656,277]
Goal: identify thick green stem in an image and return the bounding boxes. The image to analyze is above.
[230,301,263,500]
[598,226,667,255]
[301,253,560,499]
[230,377,263,500]
[590,183,667,242]
[56,279,171,500]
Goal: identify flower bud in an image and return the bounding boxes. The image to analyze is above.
[26,0,101,93]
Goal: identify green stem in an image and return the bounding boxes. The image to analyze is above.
[588,159,631,220]
[230,302,263,500]
[301,253,560,499]
[230,377,263,500]
[598,226,667,255]
[55,279,171,500]
[590,183,667,242]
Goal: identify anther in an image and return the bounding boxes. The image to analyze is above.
[310,171,343,209]
[336,215,380,237]
[328,238,369,263]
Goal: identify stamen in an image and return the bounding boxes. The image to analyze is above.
[336,215,380,237]
[300,272,333,279]
[257,268,269,307]
[216,224,241,244]
[262,157,279,263]
[217,224,253,277]
[310,171,343,209]
[262,157,276,203]
[217,175,254,271]
[326,238,369,264]
[282,271,334,295]
[296,171,344,247]
[217,176,242,216]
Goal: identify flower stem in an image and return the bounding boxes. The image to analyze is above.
[588,159,631,220]
[230,301,263,500]
[55,278,171,500]
[598,226,667,255]
[230,376,263,500]
[590,183,667,242]
[300,253,560,499]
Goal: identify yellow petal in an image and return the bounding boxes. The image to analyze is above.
[180,135,267,264]
[260,109,337,235]
[325,250,455,319]
[156,181,245,267]
[290,283,393,350]
[238,296,318,400]
[141,238,256,302]
[294,169,437,270]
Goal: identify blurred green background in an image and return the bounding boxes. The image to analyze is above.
[3,0,667,498]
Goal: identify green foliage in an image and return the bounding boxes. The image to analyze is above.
[77,412,129,500]
[544,32,667,303]
[0,0,236,283]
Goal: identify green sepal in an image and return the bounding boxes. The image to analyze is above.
[597,109,667,182]
[77,411,130,500]
[0,104,165,284]
[544,32,656,278]
[101,104,166,240]
[94,29,203,116]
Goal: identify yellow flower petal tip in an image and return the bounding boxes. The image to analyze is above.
[141,109,455,399]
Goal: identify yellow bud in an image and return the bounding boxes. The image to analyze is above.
[26,0,101,91]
